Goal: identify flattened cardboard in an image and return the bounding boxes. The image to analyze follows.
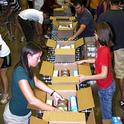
[77,87,95,111]
[39,61,53,76]
[43,111,86,124]
[78,64,92,76]
[30,116,48,124]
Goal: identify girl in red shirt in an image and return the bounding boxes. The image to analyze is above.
[77,22,116,119]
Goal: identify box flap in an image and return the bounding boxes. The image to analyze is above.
[48,84,76,91]
[77,87,95,111]
[74,38,84,48]
[40,61,54,76]
[47,84,76,100]
[34,88,46,102]
[87,110,96,124]
[102,119,112,124]
[50,16,75,21]
[28,88,47,110]
[73,21,78,30]
[55,48,75,55]
[43,111,86,123]
[52,77,79,83]
[46,39,57,48]
[30,116,48,124]
[53,20,59,27]
[54,8,64,11]
[78,64,92,75]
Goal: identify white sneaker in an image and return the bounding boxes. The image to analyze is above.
[0,94,10,104]
[44,34,50,39]
[20,36,26,42]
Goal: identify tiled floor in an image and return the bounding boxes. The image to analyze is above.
[0,15,124,124]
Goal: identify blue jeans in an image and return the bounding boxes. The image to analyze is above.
[98,80,116,119]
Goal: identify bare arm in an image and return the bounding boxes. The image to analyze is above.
[18,80,56,111]
[68,24,86,40]
[34,76,53,95]
[79,65,108,82]
[34,76,63,105]
[76,58,95,64]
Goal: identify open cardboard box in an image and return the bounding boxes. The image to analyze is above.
[29,85,95,124]
[52,20,78,40]
[46,38,84,63]
[40,61,91,85]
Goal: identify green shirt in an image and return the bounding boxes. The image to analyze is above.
[9,66,35,116]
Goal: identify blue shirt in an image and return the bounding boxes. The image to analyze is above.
[9,66,35,116]
[76,9,95,38]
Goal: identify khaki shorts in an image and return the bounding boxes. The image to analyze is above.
[84,36,96,45]
[114,48,124,79]
[3,102,31,124]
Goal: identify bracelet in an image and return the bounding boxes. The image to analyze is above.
[50,91,55,96]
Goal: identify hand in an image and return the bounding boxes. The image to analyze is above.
[79,75,87,83]
[53,107,64,112]
[68,36,75,41]
[53,92,64,106]
[75,60,83,64]
[61,41,70,46]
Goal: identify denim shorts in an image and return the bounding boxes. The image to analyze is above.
[98,80,116,119]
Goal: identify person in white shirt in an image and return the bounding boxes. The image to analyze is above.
[18,9,44,42]
[0,34,11,104]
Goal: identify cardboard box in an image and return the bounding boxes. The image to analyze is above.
[46,38,84,63]
[40,61,91,85]
[29,85,95,124]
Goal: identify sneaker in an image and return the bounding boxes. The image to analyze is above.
[20,36,26,42]
[44,34,50,39]
[0,94,10,104]
[119,100,124,109]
